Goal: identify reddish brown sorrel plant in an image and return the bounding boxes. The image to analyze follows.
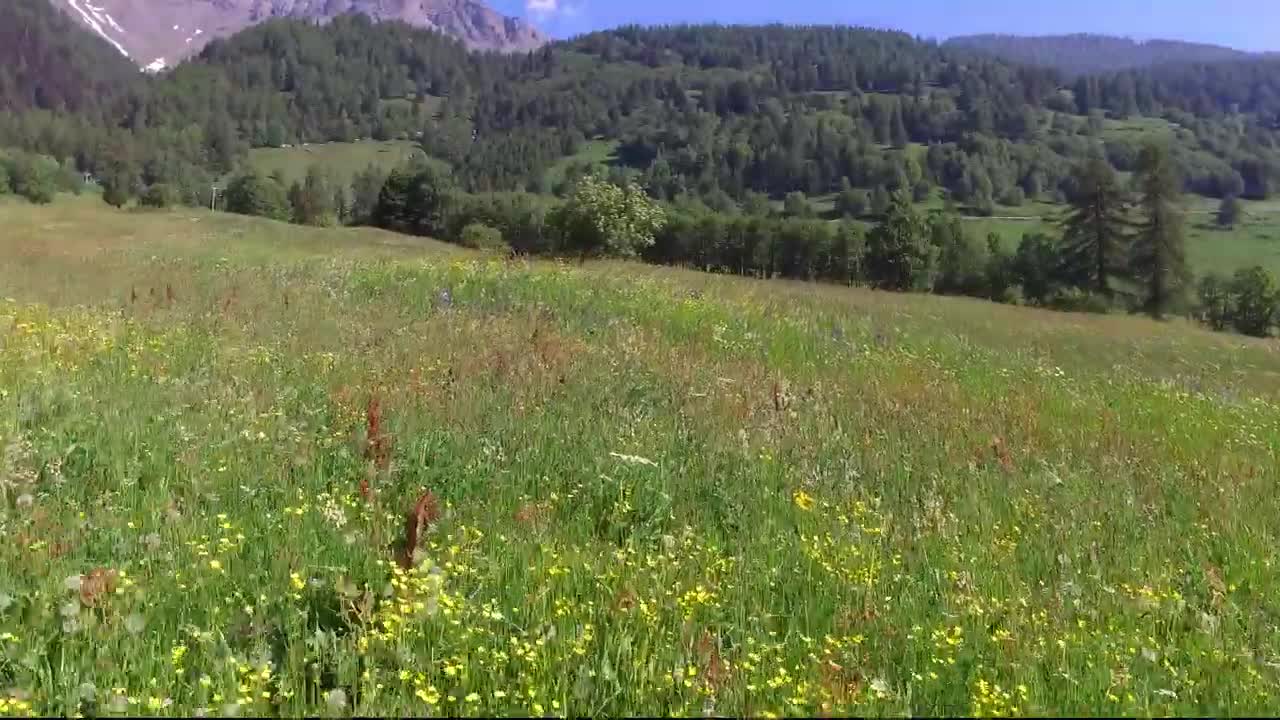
[399,491,441,569]
[80,568,118,607]
[991,435,1014,472]
[364,394,393,472]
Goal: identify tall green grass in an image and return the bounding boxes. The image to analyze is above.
[0,200,1277,716]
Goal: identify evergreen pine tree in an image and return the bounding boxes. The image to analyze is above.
[1131,142,1189,319]
[1217,194,1242,228]
[289,165,337,227]
[890,102,909,148]
[870,185,892,217]
[865,190,933,291]
[1057,156,1131,297]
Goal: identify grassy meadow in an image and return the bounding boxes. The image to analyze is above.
[542,140,621,190]
[241,140,425,186]
[1,196,1279,716]
[958,195,1280,278]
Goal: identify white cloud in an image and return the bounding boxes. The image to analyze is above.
[523,0,585,37]
[527,0,583,19]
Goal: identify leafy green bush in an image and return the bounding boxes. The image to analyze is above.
[225,171,290,221]
[11,153,60,205]
[459,223,507,252]
[1047,287,1115,314]
[1226,266,1277,337]
[141,184,181,209]
[547,174,666,260]
[1197,273,1232,331]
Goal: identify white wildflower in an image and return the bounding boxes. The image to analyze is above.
[609,452,657,467]
[125,613,147,635]
[324,688,348,712]
[318,494,348,530]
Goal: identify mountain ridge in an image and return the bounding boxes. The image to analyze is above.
[944,32,1265,75]
[53,0,547,71]
[0,0,142,114]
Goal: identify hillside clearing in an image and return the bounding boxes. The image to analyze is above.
[240,140,425,186]
[957,198,1280,277]
[542,139,621,190]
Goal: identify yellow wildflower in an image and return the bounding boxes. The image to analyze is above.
[793,490,815,511]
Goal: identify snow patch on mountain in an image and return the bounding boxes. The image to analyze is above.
[84,2,126,33]
[56,0,547,69]
[64,0,130,57]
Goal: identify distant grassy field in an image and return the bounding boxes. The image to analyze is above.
[1101,115,1190,142]
[380,94,445,122]
[967,197,1280,278]
[543,139,620,189]
[0,197,1278,716]
[747,177,1280,281]
[243,140,425,186]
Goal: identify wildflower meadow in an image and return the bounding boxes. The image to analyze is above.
[0,198,1278,716]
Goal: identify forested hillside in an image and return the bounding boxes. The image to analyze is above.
[8,9,1280,209]
[2,3,1280,335]
[7,10,1280,210]
[946,34,1254,75]
[0,0,141,117]
[0,8,485,204]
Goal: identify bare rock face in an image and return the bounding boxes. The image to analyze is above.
[55,0,547,72]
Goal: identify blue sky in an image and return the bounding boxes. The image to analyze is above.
[490,0,1279,52]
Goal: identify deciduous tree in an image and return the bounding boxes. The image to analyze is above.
[1226,266,1277,337]
[548,174,667,260]
[225,171,290,221]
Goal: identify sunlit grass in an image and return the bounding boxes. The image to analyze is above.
[0,199,1278,716]
[239,140,426,186]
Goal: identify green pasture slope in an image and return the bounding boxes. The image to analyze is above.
[0,197,1277,716]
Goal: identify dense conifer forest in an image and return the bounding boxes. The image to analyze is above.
[3,0,1278,334]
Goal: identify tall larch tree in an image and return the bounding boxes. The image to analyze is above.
[1131,141,1189,319]
[1058,156,1131,297]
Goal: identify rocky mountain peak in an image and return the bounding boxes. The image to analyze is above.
[56,0,547,72]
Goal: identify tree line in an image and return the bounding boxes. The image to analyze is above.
[7,9,1280,214]
[944,34,1252,76]
[0,148,86,204]
[197,139,1278,339]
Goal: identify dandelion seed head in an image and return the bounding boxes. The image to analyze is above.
[324,688,348,711]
